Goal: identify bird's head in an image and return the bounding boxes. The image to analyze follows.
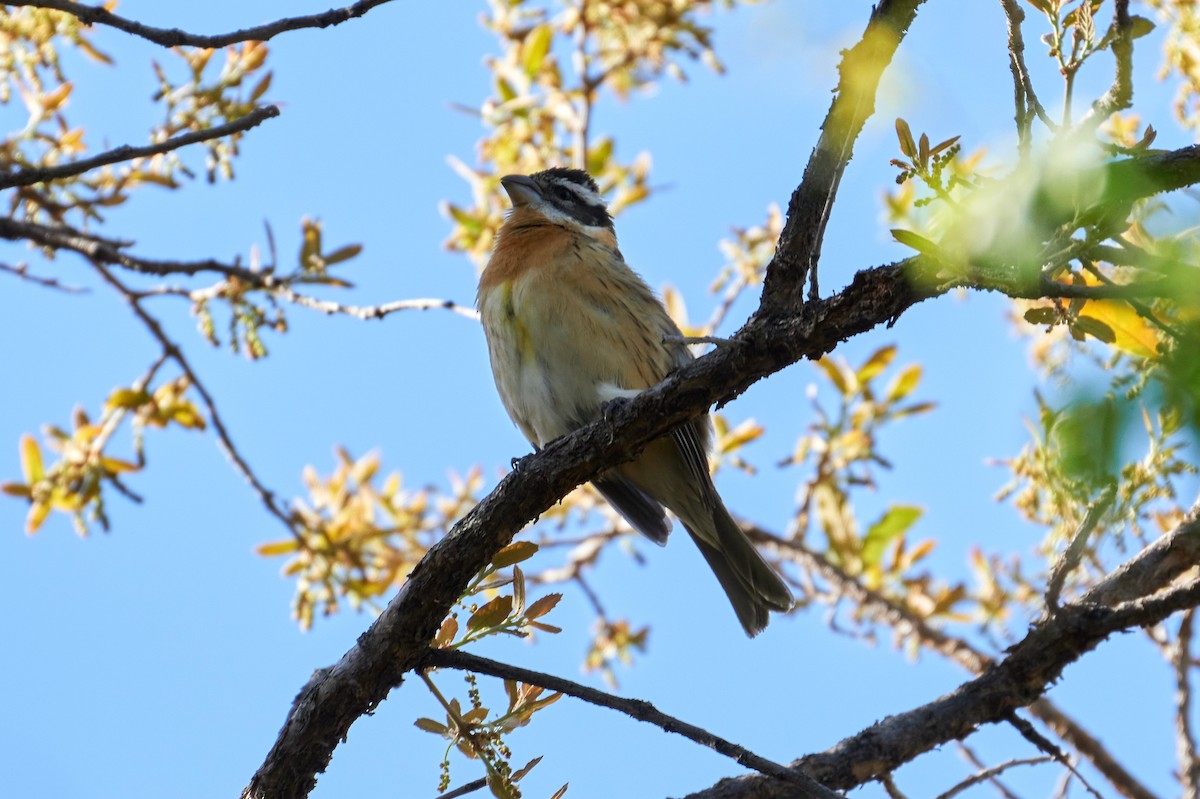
[500,168,614,236]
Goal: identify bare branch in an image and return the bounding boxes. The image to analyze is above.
[0,260,87,292]
[750,523,1160,799]
[1081,0,1134,128]
[1173,611,1200,799]
[0,105,280,190]
[438,778,487,799]
[761,0,926,308]
[1047,486,1116,612]
[420,648,840,799]
[998,0,1057,157]
[89,261,299,543]
[276,286,480,321]
[7,0,395,49]
[1005,713,1104,799]
[938,756,1051,799]
[956,743,1024,799]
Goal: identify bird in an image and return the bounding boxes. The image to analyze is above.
[476,167,793,636]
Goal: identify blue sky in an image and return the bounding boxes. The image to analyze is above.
[2,2,1197,798]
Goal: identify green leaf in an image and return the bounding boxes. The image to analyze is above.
[891,228,941,256]
[862,505,923,568]
[1073,315,1117,344]
[1023,307,1058,325]
[1129,15,1155,39]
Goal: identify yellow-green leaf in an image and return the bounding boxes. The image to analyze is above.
[885,363,922,403]
[522,24,553,77]
[26,500,50,535]
[817,357,851,395]
[1080,299,1158,358]
[19,435,43,484]
[255,539,299,557]
[858,344,897,383]
[891,228,941,256]
[862,505,923,568]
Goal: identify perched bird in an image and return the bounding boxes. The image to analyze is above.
[476,167,793,636]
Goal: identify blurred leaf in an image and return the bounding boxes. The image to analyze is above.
[256,539,299,556]
[885,364,922,403]
[862,505,922,568]
[19,434,44,484]
[858,344,897,383]
[1079,299,1157,358]
[1023,307,1059,326]
[522,24,553,77]
[323,243,362,267]
[817,357,851,395]
[891,228,942,257]
[1072,315,1116,344]
[26,500,50,535]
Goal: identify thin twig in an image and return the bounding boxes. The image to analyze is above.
[937,757,1052,799]
[0,106,280,190]
[0,261,87,292]
[998,0,1057,156]
[1005,713,1105,799]
[7,0,395,49]
[1173,610,1200,799]
[438,778,487,799]
[760,0,925,310]
[1081,0,1134,129]
[420,648,843,799]
[1047,486,1116,612]
[89,261,299,542]
[956,742,1024,799]
[879,772,909,799]
[745,521,1163,799]
[277,286,480,321]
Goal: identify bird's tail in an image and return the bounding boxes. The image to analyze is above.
[684,504,793,637]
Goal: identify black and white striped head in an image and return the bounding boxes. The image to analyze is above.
[500,168,613,234]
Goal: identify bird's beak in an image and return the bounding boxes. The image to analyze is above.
[500,174,541,208]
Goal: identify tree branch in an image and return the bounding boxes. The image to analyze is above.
[760,0,925,309]
[420,649,839,799]
[240,133,1200,793]
[0,105,280,190]
[7,0,395,49]
[681,507,1200,798]
[748,523,1161,799]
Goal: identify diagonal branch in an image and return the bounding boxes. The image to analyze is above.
[682,507,1200,799]
[420,648,839,798]
[747,523,1160,799]
[760,0,925,309]
[7,0,396,49]
[0,105,279,190]
[242,140,1200,799]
